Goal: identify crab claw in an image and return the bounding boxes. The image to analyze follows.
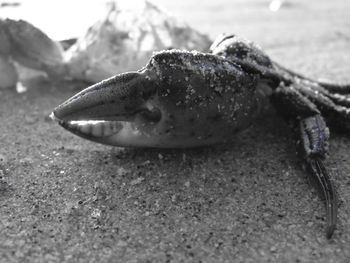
[54,50,263,148]
[52,72,163,147]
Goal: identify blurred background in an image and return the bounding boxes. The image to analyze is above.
[1,0,349,81]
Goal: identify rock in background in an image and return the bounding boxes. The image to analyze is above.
[65,0,212,83]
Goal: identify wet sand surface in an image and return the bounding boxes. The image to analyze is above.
[1,0,350,262]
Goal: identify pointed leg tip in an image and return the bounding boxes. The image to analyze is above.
[305,157,338,239]
[326,225,335,239]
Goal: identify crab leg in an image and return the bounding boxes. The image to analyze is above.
[292,80,350,130]
[300,115,337,239]
[271,84,337,238]
[273,61,350,94]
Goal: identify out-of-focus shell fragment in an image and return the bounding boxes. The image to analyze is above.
[0,55,18,88]
[0,20,11,54]
[4,18,65,77]
[65,0,212,83]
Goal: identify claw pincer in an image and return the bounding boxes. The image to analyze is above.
[54,50,263,147]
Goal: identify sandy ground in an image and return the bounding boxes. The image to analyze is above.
[1,0,350,262]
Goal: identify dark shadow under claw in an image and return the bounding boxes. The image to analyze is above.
[308,157,337,238]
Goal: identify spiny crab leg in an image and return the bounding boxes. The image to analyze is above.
[274,61,350,94]
[309,158,337,238]
[299,115,337,238]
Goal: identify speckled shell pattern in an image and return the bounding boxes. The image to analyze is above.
[141,50,263,145]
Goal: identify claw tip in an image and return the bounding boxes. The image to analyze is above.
[49,112,59,122]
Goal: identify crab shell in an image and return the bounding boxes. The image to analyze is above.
[53,50,266,148]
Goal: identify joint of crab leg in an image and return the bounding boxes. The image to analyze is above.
[138,107,162,123]
[300,115,329,158]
